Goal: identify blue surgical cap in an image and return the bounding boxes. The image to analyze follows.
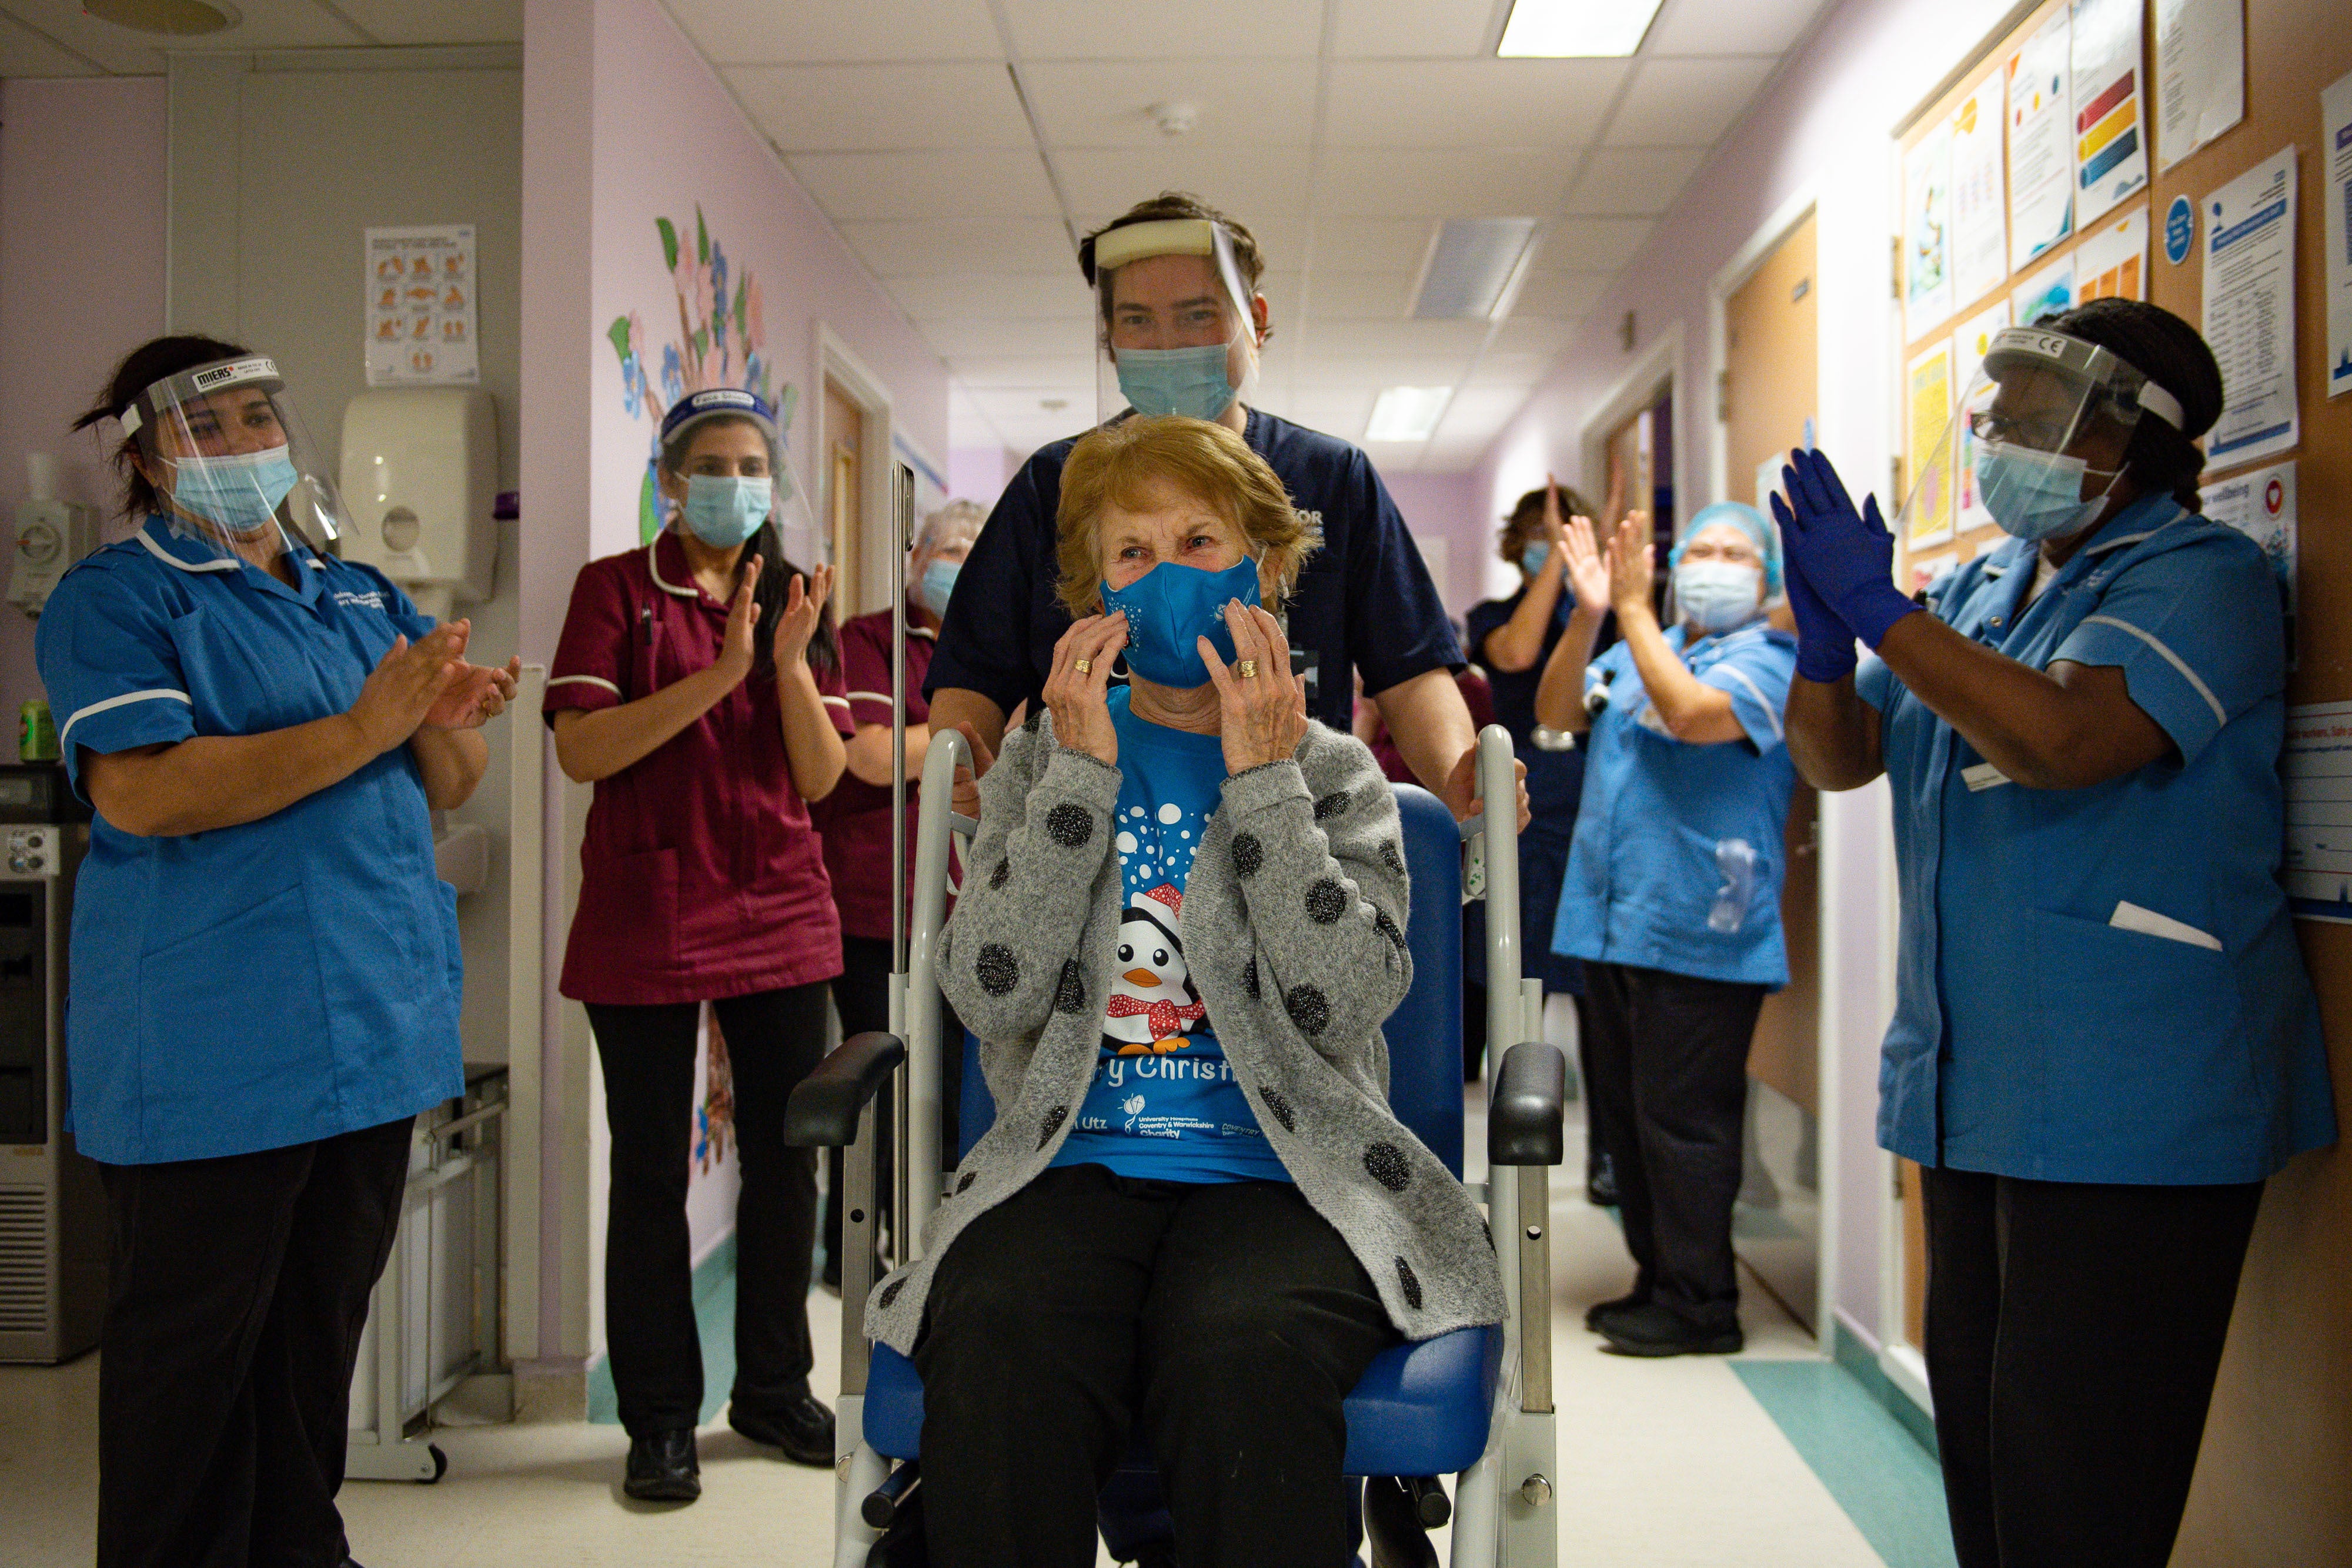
[1669,500,1782,597]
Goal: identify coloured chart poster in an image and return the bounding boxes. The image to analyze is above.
[365,225,479,387]
[1905,122,1955,338]
[2284,700,2352,924]
[2075,205,2149,303]
[1949,75,2010,308]
[1951,301,2012,532]
[2007,11,2075,272]
[2203,148,2299,469]
[1905,342,1956,549]
[2069,0,2147,226]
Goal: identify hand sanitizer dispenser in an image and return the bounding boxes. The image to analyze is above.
[10,453,98,618]
[339,389,498,621]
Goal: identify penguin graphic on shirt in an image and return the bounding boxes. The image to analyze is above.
[1102,883,1208,1057]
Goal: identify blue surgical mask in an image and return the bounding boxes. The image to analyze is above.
[1100,553,1261,688]
[1114,344,1237,423]
[919,558,960,618]
[682,473,771,547]
[1673,560,1763,634]
[1521,540,1551,576]
[1973,441,2110,541]
[171,446,298,537]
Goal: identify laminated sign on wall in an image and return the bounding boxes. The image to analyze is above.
[2203,149,2299,467]
[366,224,480,387]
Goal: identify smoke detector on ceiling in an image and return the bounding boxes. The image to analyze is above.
[1148,101,1200,138]
[84,0,241,34]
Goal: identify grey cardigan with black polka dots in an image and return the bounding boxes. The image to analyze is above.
[861,710,1507,1355]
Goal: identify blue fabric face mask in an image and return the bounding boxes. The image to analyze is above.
[1973,441,2111,541]
[919,559,960,618]
[1521,540,1551,576]
[682,474,771,547]
[1672,560,1763,634]
[171,447,298,537]
[1114,344,1237,422]
[1099,553,1261,688]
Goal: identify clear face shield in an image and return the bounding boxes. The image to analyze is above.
[660,397,818,563]
[1898,326,2181,543]
[1087,218,1262,428]
[119,356,348,560]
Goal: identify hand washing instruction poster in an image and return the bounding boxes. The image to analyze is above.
[2285,700,2352,924]
[2007,12,2076,270]
[2203,149,2298,467]
[2069,0,2147,226]
[1949,75,2010,307]
[366,224,480,387]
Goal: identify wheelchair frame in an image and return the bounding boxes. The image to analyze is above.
[787,725,1563,1567]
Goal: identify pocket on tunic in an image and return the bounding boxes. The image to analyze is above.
[576,845,680,965]
[135,881,334,1130]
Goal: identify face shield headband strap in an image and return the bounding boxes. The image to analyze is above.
[117,356,286,441]
[1086,219,1257,342]
[1981,327,2184,433]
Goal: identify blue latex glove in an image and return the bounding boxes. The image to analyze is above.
[1769,495,1859,682]
[1776,447,1919,650]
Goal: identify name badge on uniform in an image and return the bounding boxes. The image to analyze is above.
[1962,762,2012,791]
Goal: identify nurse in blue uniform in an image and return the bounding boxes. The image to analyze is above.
[35,337,517,1568]
[1776,300,2333,1568]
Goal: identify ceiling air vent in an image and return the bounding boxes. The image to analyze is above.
[1410,219,1542,321]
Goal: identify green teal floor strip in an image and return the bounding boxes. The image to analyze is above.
[1732,1358,1960,1568]
[587,1233,740,1426]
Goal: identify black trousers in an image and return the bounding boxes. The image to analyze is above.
[587,982,828,1436]
[95,1115,413,1568]
[822,935,967,1271]
[916,1165,1398,1568]
[1920,1166,2263,1568]
[1582,960,1764,1332]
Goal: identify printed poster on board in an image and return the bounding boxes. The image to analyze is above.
[2154,0,2244,172]
[1949,75,2010,308]
[365,225,479,387]
[2012,253,2077,326]
[1951,301,2012,533]
[2324,71,2352,399]
[2201,459,2298,660]
[2007,11,2075,271]
[2069,0,2147,226]
[2076,205,2150,303]
[2203,148,2300,468]
[1905,122,1955,339]
[2283,700,2352,924]
[1905,343,1956,549]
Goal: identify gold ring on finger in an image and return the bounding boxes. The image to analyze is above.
[1074,657,1093,675]
[1237,659,1258,679]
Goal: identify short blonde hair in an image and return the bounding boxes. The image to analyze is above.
[1055,416,1317,618]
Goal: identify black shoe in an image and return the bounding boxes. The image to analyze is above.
[1597,1303,1743,1358]
[1583,1291,1647,1333]
[1586,1151,1620,1208]
[730,1390,837,1466]
[623,1428,700,1502]
[820,1253,843,1293]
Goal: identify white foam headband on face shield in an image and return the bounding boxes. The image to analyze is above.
[1091,218,1217,273]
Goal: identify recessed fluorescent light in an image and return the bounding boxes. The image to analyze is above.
[1497,0,1665,57]
[1367,387,1454,443]
[1412,218,1543,320]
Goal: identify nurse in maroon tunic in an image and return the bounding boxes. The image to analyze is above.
[545,389,853,1503]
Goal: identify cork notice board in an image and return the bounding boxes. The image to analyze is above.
[1892,3,2352,1558]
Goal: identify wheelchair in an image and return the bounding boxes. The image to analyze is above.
[787,726,1566,1567]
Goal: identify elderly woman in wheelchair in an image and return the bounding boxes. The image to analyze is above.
[858,416,1506,1567]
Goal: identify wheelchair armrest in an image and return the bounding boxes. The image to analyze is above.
[784,1031,907,1148]
[1487,1040,1566,1167]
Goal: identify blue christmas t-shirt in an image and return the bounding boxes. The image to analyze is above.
[1050,687,1289,1184]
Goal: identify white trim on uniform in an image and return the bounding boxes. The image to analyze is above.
[646,539,697,597]
[1712,662,1785,741]
[820,694,852,708]
[547,674,622,696]
[844,690,892,706]
[137,529,239,573]
[59,687,192,748]
[2077,614,2227,728]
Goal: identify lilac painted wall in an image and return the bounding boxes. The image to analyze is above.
[1380,469,1488,623]
[0,78,168,717]
[947,445,1017,510]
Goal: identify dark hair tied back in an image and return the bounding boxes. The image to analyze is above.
[2041,298,2221,512]
[76,335,254,523]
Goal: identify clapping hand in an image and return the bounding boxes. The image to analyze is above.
[419,620,523,730]
[349,623,466,755]
[1561,510,1612,611]
[773,562,835,669]
[1605,512,1655,623]
[716,554,764,684]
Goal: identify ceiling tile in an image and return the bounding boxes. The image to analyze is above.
[838,218,1077,277]
[1310,218,1440,273]
[0,8,100,74]
[1055,147,1313,228]
[1645,0,1826,58]
[1436,385,1533,432]
[1020,58,1317,149]
[1602,56,1777,147]
[1296,271,1417,320]
[2,0,343,69]
[787,150,1061,222]
[330,0,520,44]
[1332,0,1501,59]
[921,317,1097,358]
[1476,349,1567,383]
[1309,320,1494,357]
[1000,0,1322,61]
[1278,387,1379,431]
[1315,148,1576,218]
[1487,316,1579,356]
[1561,147,1708,216]
[890,273,1094,320]
[1525,217,1652,272]
[947,355,1100,387]
[1322,59,1625,148]
[1294,354,1477,387]
[1508,270,1609,317]
[665,0,1002,63]
[727,63,1033,150]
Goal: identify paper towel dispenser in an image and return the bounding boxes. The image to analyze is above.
[339,389,498,621]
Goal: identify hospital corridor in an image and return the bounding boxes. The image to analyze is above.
[0,0,2346,1565]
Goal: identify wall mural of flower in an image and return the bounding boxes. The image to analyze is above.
[607,205,797,544]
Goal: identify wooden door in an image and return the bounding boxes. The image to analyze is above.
[824,378,863,613]
[1720,211,1822,1327]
